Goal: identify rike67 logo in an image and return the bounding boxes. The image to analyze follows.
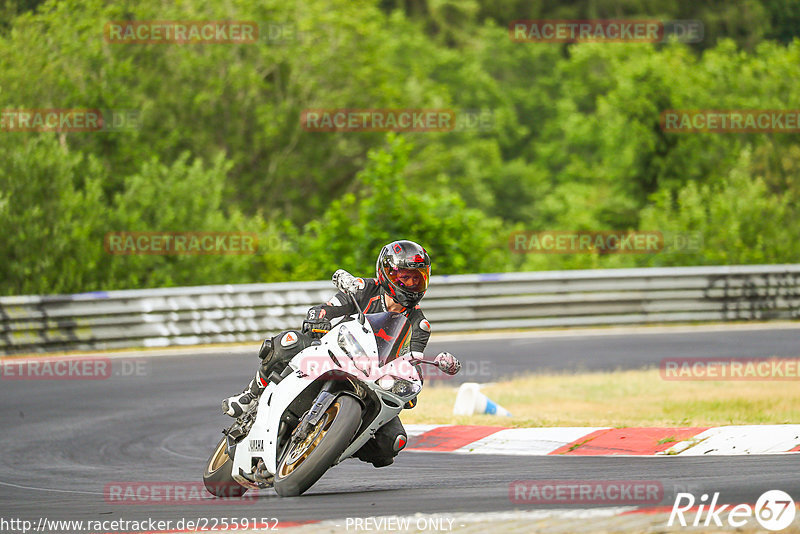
[669,490,796,531]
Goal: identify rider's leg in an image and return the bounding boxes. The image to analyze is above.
[221,368,265,418]
[222,330,312,417]
[260,330,313,383]
[354,416,407,468]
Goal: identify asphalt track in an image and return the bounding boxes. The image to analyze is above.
[1,325,799,531]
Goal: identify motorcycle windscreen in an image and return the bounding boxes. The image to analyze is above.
[365,312,412,366]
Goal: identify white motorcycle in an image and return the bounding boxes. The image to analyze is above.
[203,274,459,497]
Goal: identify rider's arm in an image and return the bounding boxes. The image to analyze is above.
[306,291,356,324]
[303,278,378,330]
[409,310,431,360]
[403,310,431,409]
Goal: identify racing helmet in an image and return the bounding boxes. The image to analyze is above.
[376,240,431,308]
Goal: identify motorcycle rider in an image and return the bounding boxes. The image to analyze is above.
[222,240,460,468]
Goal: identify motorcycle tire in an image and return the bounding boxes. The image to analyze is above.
[202,437,248,498]
[274,395,361,497]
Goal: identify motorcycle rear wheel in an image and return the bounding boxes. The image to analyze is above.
[274,395,361,497]
[203,437,248,497]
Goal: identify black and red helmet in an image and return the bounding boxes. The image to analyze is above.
[376,240,431,308]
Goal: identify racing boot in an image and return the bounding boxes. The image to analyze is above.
[221,370,265,417]
[221,338,274,417]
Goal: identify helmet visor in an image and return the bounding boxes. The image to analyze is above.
[384,266,429,293]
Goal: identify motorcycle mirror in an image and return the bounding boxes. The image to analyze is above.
[435,356,460,375]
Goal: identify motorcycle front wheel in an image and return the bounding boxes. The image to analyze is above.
[274,395,361,497]
[202,437,248,497]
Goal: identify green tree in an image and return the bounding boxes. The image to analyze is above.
[639,148,800,266]
[0,135,108,295]
[293,134,508,280]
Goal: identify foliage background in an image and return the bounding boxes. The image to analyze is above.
[1,0,799,295]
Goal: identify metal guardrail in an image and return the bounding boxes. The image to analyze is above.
[1,265,799,354]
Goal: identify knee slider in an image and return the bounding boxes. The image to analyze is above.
[393,433,408,453]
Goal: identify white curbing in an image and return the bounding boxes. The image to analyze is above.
[664,425,800,456]
[452,427,611,456]
[404,425,800,457]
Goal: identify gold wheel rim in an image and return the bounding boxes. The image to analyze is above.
[209,438,230,472]
[278,402,340,478]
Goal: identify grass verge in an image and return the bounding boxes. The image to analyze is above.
[402,368,800,428]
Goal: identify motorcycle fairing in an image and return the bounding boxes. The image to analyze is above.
[229,313,422,484]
